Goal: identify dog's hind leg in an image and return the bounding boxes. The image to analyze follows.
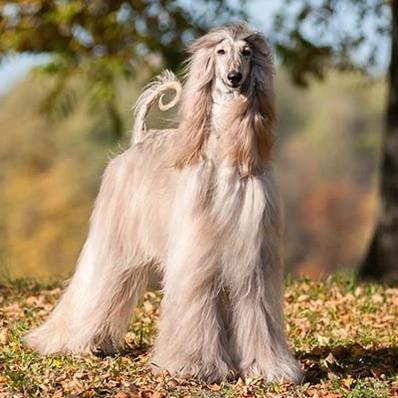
[25,157,150,355]
[25,254,150,355]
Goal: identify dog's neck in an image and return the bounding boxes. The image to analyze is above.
[210,78,241,131]
[204,79,242,163]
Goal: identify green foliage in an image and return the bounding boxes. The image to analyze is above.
[0,0,246,137]
[346,379,390,398]
[272,0,390,86]
[0,0,245,65]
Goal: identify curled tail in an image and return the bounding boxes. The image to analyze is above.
[131,70,182,145]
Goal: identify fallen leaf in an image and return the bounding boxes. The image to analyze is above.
[210,384,221,391]
[0,328,9,344]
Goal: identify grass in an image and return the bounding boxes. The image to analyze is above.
[1,277,398,397]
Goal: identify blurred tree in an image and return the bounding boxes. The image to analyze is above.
[0,0,246,138]
[272,0,397,281]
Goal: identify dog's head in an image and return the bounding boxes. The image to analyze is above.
[185,22,273,94]
[173,23,276,177]
[213,34,253,91]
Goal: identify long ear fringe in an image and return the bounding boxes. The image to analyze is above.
[223,91,276,177]
[169,46,215,168]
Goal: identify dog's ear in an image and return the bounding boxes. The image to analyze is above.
[247,32,276,127]
[171,36,217,169]
[241,32,276,175]
[249,32,276,171]
[185,38,216,91]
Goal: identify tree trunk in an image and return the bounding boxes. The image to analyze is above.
[358,0,398,281]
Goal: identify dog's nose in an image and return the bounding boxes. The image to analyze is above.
[227,71,243,84]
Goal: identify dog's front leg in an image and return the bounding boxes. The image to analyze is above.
[228,243,303,384]
[151,223,233,383]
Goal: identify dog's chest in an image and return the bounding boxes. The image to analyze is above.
[210,101,229,133]
[195,166,269,232]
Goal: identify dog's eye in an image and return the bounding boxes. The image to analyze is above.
[217,49,226,55]
[242,48,251,56]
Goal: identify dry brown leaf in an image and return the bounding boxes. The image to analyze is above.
[115,392,130,398]
[341,377,354,389]
[0,328,9,345]
[372,293,384,304]
[209,384,221,391]
[325,353,337,364]
[152,392,166,398]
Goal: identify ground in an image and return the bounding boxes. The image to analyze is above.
[1,277,398,398]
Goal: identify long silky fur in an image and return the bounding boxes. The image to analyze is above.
[25,23,303,385]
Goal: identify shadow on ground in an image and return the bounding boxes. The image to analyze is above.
[299,344,398,383]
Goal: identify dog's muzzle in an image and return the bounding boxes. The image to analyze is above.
[227,71,243,87]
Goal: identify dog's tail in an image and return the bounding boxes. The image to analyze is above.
[131,70,182,145]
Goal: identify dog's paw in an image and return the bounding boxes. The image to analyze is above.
[24,325,95,355]
[241,360,303,384]
[151,358,233,383]
[185,362,235,384]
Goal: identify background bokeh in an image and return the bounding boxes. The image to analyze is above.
[0,0,390,280]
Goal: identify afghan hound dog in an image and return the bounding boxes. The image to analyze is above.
[25,23,302,384]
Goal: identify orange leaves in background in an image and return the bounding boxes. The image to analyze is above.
[297,181,378,277]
